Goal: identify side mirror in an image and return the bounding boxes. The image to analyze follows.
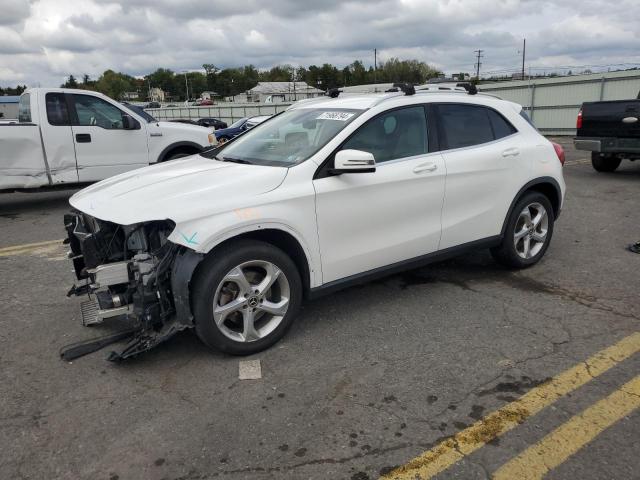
[122,114,140,130]
[330,149,376,175]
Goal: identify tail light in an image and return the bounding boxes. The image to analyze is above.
[576,108,583,129]
[552,142,565,166]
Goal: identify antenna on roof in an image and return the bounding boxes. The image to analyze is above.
[326,88,342,98]
[392,83,415,95]
[457,82,478,95]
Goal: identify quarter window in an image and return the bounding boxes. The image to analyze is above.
[45,93,70,126]
[341,106,428,163]
[487,109,517,139]
[73,94,125,129]
[438,104,517,150]
[18,93,31,123]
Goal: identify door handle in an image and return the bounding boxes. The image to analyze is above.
[502,147,520,157]
[75,133,91,143]
[413,163,438,174]
[622,117,638,124]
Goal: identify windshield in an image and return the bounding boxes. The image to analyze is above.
[229,118,247,128]
[122,103,157,123]
[203,108,362,166]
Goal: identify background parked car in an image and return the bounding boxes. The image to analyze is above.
[145,101,161,109]
[214,115,271,142]
[196,117,228,129]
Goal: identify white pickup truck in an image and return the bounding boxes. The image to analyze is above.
[1,88,217,191]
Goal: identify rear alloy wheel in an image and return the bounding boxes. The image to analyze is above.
[491,192,554,268]
[192,240,302,355]
[591,152,621,172]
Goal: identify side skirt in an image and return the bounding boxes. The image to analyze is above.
[307,235,502,300]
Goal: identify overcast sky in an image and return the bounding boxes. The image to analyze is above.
[1,0,639,87]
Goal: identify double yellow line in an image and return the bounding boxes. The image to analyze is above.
[382,332,640,480]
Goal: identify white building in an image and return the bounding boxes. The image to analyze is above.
[235,82,324,103]
[0,95,20,119]
[149,87,166,102]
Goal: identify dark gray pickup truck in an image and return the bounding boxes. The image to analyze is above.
[574,91,640,172]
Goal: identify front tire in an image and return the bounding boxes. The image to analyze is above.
[192,240,302,355]
[591,152,621,172]
[491,192,555,269]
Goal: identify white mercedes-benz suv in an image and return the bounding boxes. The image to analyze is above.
[64,86,566,360]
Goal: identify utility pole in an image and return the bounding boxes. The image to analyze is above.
[374,48,377,84]
[521,39,526,80]
[183,72,189,102]
[474,49,483,80]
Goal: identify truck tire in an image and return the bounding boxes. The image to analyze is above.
[491,191,555,269]
[591,152,621,172]
[192,239,302,355]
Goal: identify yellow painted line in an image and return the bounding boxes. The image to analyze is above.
[380,332,640,480]
[493,375,640,480]
[0,239,63,257]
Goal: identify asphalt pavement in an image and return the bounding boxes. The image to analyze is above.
[1,139,639,480]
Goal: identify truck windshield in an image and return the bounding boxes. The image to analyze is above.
[202,108,362,166]
[121,103,157,123]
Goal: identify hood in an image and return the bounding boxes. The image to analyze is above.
[69,156,288,225]
[157,121,212,134]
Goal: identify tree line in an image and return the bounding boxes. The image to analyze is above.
[49,58,441,101]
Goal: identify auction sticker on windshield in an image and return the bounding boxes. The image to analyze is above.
[316,112,355,121]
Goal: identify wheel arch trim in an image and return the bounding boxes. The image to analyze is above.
[500,177,562,238]
[157,141,204,163]
[198,222,319,290]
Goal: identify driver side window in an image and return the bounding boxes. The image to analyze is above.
[72,94,125,129]
[341,106,428,163]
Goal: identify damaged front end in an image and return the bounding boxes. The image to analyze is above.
[63,211,202,361]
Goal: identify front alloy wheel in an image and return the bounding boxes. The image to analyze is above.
[213,261,290,343]
[192,239,302,355]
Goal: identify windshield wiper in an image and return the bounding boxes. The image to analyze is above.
[222,157,253,165]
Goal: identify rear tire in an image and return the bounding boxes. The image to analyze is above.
[591,152,621,172]
[192,240,302,355]
[491,192,555,269]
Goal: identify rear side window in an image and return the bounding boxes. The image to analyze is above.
[342,105,428,163]
[438,104,494,149]
[45,93,70,126]
[438,104,517,150]
[18,93,31,123]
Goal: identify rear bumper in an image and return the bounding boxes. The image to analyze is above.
[574,137,640,154]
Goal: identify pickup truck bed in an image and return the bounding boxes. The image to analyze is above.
[574,93,640,172]
[1,123,55,189]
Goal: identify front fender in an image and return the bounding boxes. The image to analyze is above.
[169,216,321,288]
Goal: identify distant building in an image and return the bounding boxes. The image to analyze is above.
[0,95,20,119]
[234,82,324,103]
[149,87,165,102]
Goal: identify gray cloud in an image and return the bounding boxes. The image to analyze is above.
[1,0,639,87]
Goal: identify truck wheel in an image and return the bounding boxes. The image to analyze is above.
[491,192,555,269]
[192,239,302,355]
[591,152,621,172]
